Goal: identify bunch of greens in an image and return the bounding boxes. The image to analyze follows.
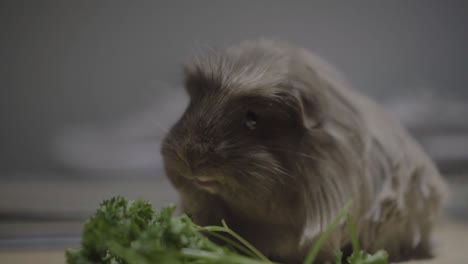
[66,196,388,264]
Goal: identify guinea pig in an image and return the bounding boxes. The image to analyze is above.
[161,39,448,263]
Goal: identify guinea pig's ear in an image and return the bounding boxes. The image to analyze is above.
[183,63,219,99]
[183,64,204,98]
[286,78,327,129]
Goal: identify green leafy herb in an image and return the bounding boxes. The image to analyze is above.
[66,196,388,264]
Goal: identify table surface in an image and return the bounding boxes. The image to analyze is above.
[0,177,467,264]
[1,218,467,264]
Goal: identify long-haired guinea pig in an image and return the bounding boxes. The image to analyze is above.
[161,39,448,263]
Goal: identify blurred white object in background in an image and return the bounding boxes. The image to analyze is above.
[52,84,187,173]
[386,90,468,128]
[385,89,468,163]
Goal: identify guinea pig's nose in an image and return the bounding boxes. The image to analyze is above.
[184,146,210,175]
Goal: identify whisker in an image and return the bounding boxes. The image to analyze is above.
[217,143,323,163]
[263,146,328,163]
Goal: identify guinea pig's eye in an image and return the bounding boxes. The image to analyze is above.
[244,111,257,130]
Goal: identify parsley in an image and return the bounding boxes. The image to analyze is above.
[66,197,388,264]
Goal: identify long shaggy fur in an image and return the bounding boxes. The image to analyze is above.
[161,39,448,263]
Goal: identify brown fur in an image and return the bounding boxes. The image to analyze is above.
[161,39,448,263]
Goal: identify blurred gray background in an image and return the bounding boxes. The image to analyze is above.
[0,0,467,250]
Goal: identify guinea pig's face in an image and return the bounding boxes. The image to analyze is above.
[161,74,308,201]
[161,40,327,202]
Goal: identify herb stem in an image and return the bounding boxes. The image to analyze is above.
[181,248,272,264]
[303,201,352,264]
[221,220,272,263]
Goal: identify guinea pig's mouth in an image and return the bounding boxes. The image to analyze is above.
[193,177,221,192]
